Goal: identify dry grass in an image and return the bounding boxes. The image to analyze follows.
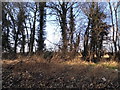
[62,58,118,69]
[2,56,119,88]
[98,60,118,69]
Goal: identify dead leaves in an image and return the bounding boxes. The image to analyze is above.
[2,59,119,89]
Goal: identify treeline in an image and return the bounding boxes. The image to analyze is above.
[2,1,120,62]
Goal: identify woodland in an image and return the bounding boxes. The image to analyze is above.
[1,1,120,89]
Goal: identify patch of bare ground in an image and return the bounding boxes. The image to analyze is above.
[2,56,119,89]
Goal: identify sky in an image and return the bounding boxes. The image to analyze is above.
[45,19,61,50]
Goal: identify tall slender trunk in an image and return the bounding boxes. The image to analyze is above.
[60,3,68,56]
[83,18,90,59]
[21,31,25,54]
[115,9,118,52]
[30,4,37,53]
[24,22,29,52]
[109,2,117,55]
[69,6,75,52]
[37,2,46,51]
[14,29,20,53]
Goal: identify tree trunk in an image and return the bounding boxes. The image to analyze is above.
[37,2,46,52]
[83,18,90,59]
[69,6,75,52]
[109,2,117,57]
[30,4,37,53]
[60,3,68,58]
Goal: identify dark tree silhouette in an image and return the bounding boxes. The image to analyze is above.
[37,2,46,52]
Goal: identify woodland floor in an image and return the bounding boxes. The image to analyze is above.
[2,55,120,89]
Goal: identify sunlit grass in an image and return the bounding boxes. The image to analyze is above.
[2,55,118,70]
[62,59,118,70]
[62,59,95,66]
[98,61,118,69]
[2,59,19,65]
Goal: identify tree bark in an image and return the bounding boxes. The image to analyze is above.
[30,4,37,53]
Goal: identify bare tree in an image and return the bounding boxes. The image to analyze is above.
[37,2,46,52]
[46,2,74,59]
[109,2,120,59]
[29,3,37,53]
